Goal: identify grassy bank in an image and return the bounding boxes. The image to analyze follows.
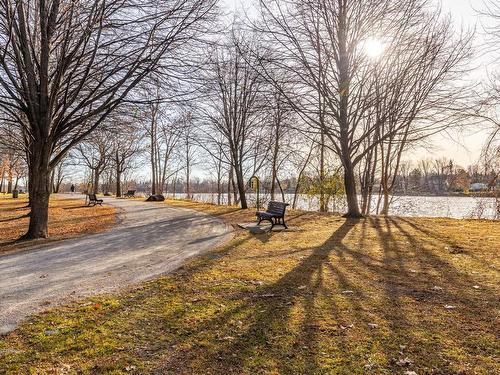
[0,200,498,374]
[0,195,117,253]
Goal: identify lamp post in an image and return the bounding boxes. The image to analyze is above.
[249,176,260,210]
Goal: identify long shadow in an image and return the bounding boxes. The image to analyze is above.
[15,215,497,373]
[150,219,360,374]
[387,217,498,312]
[0,213,30,223]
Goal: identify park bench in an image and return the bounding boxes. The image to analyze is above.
[87,194,103,206]
[256,201,289,229]
[124,190,136,198]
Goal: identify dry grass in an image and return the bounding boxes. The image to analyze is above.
[0,199,498,374]
[0,195,117,253]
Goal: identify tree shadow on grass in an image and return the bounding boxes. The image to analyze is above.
[147,217,498,374]
[0,213,30,223]
[148,219,360,374]
[12,217,498,374]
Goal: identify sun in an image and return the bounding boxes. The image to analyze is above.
[362,38,385,59]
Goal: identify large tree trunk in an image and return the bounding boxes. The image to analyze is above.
[343,158,362,218]
[235,166,248,209]
[24,148,51,239]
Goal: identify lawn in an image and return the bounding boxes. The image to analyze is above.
[0,200,498,374]
[0,195,117,253]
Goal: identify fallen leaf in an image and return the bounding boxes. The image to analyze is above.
[340,324,354,330]
[396,357,413,366]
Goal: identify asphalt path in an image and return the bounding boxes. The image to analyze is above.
[0,197,233,334]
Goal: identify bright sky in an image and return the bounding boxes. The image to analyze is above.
[222,0,495,168]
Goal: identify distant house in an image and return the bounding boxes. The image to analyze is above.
[469,182,488,192]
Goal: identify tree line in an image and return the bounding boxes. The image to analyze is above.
[0,0,498,239]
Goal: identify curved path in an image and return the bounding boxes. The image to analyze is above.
[0,197,233,335]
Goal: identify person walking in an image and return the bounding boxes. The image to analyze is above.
[70,184,75,194]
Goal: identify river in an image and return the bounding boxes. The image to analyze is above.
[163,192,499,220]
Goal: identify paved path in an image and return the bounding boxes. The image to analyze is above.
[0,197,233,335]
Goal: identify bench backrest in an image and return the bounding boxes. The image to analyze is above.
[126,190,136,194]
[266,201,289,216]
[88,194,97,201]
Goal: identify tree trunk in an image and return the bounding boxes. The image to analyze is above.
[24,150,51,239]
[49,169,55,194]
[270,130,279,201]
[93,170,100,195]
[343,159,362,217]
[381,190,390,216]
[7,178,12,194]
[227,165,233,206]
[0,165,4,193]
[150,119,157,196]
[337,4,361,218]
[235,166,248,209]
[319,132,326,212]
[217,164,222,205]
[116,169,122,198]
[186,155,191,200]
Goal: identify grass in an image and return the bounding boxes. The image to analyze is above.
[0,199,498,374]
[0,195,117,253]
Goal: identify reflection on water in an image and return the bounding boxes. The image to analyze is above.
[164,193,498,220]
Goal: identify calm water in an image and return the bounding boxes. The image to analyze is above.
[164,193,499,220]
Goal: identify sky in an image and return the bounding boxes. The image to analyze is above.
[221,0,495,168]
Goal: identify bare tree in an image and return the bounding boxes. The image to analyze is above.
[0,0,218,238]
[110,120,143,198]
[73,132,113,194]
[256,0,471,217]
[200,31,267,209]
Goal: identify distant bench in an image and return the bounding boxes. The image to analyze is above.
[256,201,289,229]
[87,194,103,206]
[124,190,136,198]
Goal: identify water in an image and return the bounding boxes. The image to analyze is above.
[162,192,499,220]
